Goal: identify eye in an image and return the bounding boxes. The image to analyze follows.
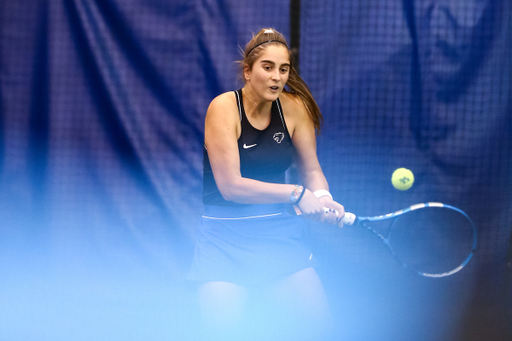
[281,68,289,73]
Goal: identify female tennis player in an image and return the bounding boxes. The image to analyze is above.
[188,28,345,340]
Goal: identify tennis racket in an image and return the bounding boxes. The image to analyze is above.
[332,202,478,278]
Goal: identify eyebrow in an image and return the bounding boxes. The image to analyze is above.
[260,60,291,68]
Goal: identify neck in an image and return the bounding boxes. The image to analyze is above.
[242,87,272,116]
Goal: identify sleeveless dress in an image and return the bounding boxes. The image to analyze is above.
[187,89,315,287]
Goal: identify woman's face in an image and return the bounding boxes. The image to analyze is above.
[244,44,290,102]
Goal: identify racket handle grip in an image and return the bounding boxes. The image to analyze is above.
[323,208,357,226]
[340,212,356,226]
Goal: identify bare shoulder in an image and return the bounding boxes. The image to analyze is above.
[208,91,238,114]
[205,91,241,139]
[206,91,240,122]
[279,91,307,115]
[279,92,311,136]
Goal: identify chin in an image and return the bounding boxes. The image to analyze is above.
[267,91,281,101]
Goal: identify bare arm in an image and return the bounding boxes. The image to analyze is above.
[283,94,345,221]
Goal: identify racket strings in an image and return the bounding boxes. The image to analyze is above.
[387,208,475,274]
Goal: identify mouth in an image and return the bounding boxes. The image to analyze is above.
[270,86,279,92]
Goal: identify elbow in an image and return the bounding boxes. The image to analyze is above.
[214,175,247,203]
[217,183,239,202]
[219,188,236,202]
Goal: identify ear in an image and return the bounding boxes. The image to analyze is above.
[243,64,251,81]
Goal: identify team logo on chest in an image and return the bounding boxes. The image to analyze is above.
[273,132,285,144]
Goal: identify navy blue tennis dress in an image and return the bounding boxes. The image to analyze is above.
[187,89,315,286]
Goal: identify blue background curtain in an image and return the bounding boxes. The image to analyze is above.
[1,1,511,340]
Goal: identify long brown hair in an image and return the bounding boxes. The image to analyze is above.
[238,28,323,134]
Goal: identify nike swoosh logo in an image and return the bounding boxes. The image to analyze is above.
[243,143,257,149]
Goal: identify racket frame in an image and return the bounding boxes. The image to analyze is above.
[353,202,478,278]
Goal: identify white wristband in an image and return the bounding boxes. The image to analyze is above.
[313,190,332,200]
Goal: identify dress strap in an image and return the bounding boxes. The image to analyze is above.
[234,89,243,121]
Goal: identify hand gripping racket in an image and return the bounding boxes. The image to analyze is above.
[332,203,478,278]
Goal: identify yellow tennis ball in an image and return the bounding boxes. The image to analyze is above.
[392,168,415,191]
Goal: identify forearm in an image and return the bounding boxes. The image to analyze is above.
[218,177,297,204]
[299,164,343,206]
[299,168,329,192]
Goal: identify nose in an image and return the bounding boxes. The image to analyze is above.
[272,69,281,82]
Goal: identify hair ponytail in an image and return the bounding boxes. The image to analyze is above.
[284,65,323,135]
[239,28,323,134]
